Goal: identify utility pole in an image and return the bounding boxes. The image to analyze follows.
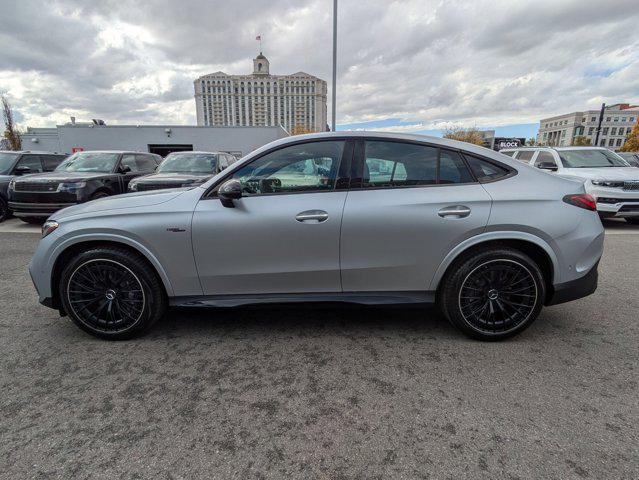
[331,0,337,131]
[594,103,606,146]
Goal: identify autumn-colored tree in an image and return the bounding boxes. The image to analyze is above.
[526,137,538,146]
[572,136,591,146]
[291,125,313,135]
[442,126,485,146]
[620,121,639,152]
[2,95,22,151]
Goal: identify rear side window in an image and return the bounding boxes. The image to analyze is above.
[135,155,157,171]
[42,155,66,171]
[362,141,473,188]
[464,155,511,182]
[516,151,534,162]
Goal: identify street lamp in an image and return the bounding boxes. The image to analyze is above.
[331,0,337,131]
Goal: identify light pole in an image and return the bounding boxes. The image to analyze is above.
[331,0,337,131]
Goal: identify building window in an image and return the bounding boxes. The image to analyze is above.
[613,117,619,122]
[616,138,622,147]
[608,139,615,147]
[606,117,611,122]
[591,117,596,122]
[588,127,594,135]
[603,127,609,135]
[611,127,617,135]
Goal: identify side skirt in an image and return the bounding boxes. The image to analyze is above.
[170,291,436,308]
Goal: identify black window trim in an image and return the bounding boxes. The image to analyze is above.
[462,152,518,184]
[202,137,355,199]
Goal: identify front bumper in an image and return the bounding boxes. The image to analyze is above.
[546,261,599,306]
[8,201,77,217]
[588,185,639,217]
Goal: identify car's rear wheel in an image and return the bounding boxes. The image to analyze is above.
[20,216,45,224]
[439,247,546,341]
[625,218,639,225]
[59,247,167,340]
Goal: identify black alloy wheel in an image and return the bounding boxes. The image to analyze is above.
[439,247,545,340]
[60,247,166,339]
[458,259,537,334]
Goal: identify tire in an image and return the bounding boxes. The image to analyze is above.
[0,197,8,223]
[438,247,546,341]
[625,218,639,225]
[20,217,45,225]
[90,191,111,200]
[59,247,167,340]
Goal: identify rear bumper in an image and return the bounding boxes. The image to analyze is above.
[8,201,76,217]
[546,261,599,306]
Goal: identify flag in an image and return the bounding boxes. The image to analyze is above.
[255,35,261,41]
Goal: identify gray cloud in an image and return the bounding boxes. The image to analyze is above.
[1,0,638,129]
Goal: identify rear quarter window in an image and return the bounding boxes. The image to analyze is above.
[464,155,513,182]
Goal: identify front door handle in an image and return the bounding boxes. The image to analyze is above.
[296,210,329,223]
[438,205,471,218]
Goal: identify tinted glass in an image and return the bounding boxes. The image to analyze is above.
[500,151,516,157]
[42,154,66,171]
[516,151,534,161]
[558,149,629,168]
[363,141,472,187]
[56,152,119,173]
[227,141,344,195]
[0,152,19,174]
[465,155,511,182]
[16,155,43,173]
[158,153,218,173]
[120,154,139,172]
[534,151,557,167]
[135,155,157,172]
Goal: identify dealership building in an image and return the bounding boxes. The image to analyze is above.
[19,123,289,157]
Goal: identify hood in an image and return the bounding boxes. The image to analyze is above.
[53,189,187,220]
[13,171,114,182]
[0,174,13,183]
[131,172,212,184]
[561,167,639,181]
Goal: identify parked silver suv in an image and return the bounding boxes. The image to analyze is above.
[501,146,639,224]
[29,132,604,341]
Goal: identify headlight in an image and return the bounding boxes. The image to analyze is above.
[57,181,86,193]
[8,179,15,190]
[129,182,138,191]
[591,180,624,188]
[41,220,59,238]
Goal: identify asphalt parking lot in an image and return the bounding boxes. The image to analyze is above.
[1,218,637,479]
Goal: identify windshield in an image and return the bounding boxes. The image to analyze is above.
[157,153,217,173]
[0,152,19,175]
[558,149,630,168]
[55,152,119,173]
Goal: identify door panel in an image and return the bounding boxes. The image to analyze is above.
[192,192,347,295]
[340,185,491,292]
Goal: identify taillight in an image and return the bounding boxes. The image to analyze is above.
[563,193,597,211]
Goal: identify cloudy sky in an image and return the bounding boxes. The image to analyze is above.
[1,0,638,138]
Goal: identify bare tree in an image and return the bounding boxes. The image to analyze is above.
[2,95,22,151]
[442,126,485,146]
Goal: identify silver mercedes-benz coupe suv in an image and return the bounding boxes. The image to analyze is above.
[29,132,604,341]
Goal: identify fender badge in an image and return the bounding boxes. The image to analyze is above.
[166,227,186,232]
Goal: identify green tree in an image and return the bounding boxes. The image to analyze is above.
[620,121,639,152]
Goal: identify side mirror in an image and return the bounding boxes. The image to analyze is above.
[14,165,31,175]
[120,165,132,173]
[218,179,242,208]
[537,162,558,172]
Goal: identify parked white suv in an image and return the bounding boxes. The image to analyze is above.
[501,147,639,224]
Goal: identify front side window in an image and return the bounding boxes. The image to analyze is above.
[223,141,344,195]
[120,154,139,172]
[362,141,473,188]
[56,152,119,173]
[135,155,157,172]
[16,155,43,173]
[42,155,66,171]
[534,151,557,168]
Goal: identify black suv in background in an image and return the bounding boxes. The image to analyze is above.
[128,151,236,192]
[8,150,161,223]
[0,150,67,222]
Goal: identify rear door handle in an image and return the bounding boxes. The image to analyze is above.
[295,210,329,223]
[438,205,471,218]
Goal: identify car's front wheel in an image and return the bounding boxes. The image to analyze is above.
[59,247,167,340]
[439,247,546,341]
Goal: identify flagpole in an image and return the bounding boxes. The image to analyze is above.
[331,0,337,131]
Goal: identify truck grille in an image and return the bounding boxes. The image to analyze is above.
[623,181,639,191]
[14,182,59,192]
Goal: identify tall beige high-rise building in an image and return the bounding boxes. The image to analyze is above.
[194,53,328,133]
